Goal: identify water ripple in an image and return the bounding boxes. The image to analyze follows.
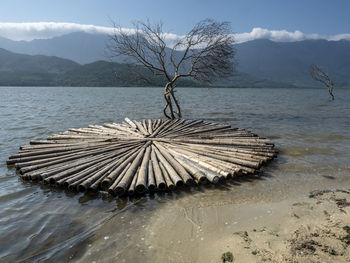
[0,86,350,262]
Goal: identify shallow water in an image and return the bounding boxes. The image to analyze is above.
[0,87,349,262]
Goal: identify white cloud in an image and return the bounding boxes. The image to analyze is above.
[0,22,349,43]
[235,28,322,43]
[0,22,114,41]
[235,27,350,43]
[327,33,350,41]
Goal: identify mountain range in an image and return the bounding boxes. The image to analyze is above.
[0,48,198,87]
[0,32,349,87]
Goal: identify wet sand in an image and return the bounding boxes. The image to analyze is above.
[67,174,350,263]
[217,189,350,263]
[137,188,350,263]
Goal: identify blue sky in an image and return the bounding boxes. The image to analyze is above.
[1,0,349,35]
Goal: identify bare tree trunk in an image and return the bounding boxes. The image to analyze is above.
[169,88,182,119]
[163,84,176,119]
[163,83,182,120]
[329,83,335,101]
[162,99,171,119]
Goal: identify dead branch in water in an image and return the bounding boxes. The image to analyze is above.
[310,64,335,100]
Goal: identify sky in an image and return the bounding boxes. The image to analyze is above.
[0,0,349,41]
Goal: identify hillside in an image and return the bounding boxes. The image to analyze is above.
[0,49,199,87]
[0,33,107,64]
[0,48,80,86]
[55,61,198,87]
[211,72,296,89]
[1,33,349,87]
[0,48,79,74]
[235,39,350,86]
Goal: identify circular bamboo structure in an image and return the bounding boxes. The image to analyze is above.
[7,118,277,196]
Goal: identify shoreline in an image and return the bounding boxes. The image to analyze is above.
[139,188,350,263]
[218,189,350,262]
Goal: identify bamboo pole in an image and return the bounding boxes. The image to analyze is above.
[61,158,114,187]
[108,163,131,196]
[157,119,181,136]
[176,143,272,162]
[43,151,120,184]
[100,145,144,190]
[172,155,207,184]
[152,119,160,130]
[152,145,184,187]
[77,150,134,192]
[147,160,156,191]
[150,147,166,190]
[9,141,140,165]
[147,119,153,134]
[149,119,171,138]
[36,143,141,181]
[17,142,139,173]
[135,146,151,193]
[142,120,148,134]
[128,167,139,195]
[154,142,193,185]
[114,141,151,195]
[159,162,175,190]
[124,117,137,129]
[133,120,150,136]
[176,145,261,169]
[167,147,229,179]
[168,150,219,183]
[163,120,203,136]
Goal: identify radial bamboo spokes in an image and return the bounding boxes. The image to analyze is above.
[7,118,277,197]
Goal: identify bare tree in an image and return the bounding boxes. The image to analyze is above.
[310,64,335,100]
[108,19,235,119]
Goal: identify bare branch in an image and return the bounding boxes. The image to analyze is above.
[310,64,335,100]
[107,18,235,119]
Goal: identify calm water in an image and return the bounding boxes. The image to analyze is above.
[0,87,349,262]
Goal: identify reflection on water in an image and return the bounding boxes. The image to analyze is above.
[0,87,349,262]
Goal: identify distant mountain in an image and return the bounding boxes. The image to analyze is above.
[235,39,350,87]
[0,32,108,64]
[0,48,199,87]
[0,48,79,73]
[0,48,80,86]
[55,61,198,87]
[0,33,349,87]
[211,72,296,89]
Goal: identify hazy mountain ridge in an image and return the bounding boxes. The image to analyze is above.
[0,32,108,64]
[55,61,199,87]
[235,39,350,86]
[0,48,80,86]
[0,48,79,74]
[0,32,349,87]
[0,49,200,87]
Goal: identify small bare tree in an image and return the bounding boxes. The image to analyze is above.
[108,19,235,119]
[310,64,335,100]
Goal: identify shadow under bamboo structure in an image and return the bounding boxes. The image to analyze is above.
[7,118,278,197]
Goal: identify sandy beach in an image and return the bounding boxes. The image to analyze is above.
[218,189,350,263]
[144,188,350,263]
